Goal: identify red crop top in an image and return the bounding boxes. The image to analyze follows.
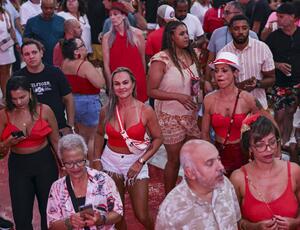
[1,105,52,148]
[106,118,146,148]
[211,113,247,141]
[241,162,298,223]
[65,61,100,95]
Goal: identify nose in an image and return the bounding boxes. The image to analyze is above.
[217,158,225,171]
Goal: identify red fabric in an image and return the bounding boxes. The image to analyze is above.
[105,120,146,148]
[65,60,100,94]
[203,7,224,34]
[53,42,63,69]
[215,142,246,176]
[145,27,164,57]
[211,113,247,141]
[241,162,298,222]
[65,74,100,94]
[109,32,148,102]
[1,105,52,148]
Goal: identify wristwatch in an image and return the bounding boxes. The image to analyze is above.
[138,157,146,165]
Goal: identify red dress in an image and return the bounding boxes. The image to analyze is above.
[109,32,148,102]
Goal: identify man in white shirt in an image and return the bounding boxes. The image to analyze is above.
[174,0,204,42]
[20,0,42,26]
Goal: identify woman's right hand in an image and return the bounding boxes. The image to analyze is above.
[176,94,197,111]
[69,213,86,229]
[255,218,278,230]
[8,135,25,147]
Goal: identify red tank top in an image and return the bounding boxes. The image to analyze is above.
[241,162,298,222]
[105,109,146,148]
[211,113,247,141]
[1,105,52,148]
[65,61,100,95]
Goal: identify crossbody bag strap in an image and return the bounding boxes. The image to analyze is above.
[223,90,241,146]
[66,175,80,212]
[115,106,130,140]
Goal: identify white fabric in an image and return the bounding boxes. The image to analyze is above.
[190,1,211,25]
[57,11,92,53]
[20,0,41,25]
[0,12,15,65]
[181,13,204,40]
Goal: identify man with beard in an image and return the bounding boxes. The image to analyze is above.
[220,14,275,109]
[155,140,241,229]
[174,0,204,42]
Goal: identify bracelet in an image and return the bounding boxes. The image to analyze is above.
[93,159,101,162]
[64,218,72,230]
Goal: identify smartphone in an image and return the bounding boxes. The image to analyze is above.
[11,131,25,138]
[79,204,94,218]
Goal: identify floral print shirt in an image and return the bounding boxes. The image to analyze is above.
[155,177,241,230]
[47,167,123,230]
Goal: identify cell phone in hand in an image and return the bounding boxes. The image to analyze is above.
[11,130,25,138]
[79,204,94,218]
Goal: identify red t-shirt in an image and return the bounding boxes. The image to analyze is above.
[203,7,224,34]
[145,27,164,57]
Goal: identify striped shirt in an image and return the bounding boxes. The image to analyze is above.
[220,37,275,109]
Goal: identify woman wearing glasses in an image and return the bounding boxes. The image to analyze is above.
[47,134,123,230]
[61,38,105,163]
[230,114,300,230]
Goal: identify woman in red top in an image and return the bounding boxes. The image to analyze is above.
[61,38,105,163]
[102,2,148,102]
[230,114,300,229]
[0,76,60,230]
[94,67,162,229]
[202,51,259,176]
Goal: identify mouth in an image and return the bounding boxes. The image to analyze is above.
[263,154,274,160]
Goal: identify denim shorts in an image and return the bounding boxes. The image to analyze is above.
[74,94,100,127]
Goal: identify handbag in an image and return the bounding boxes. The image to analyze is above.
[0,12,14,52]
[219,90,241,152]
[116,105,151,155]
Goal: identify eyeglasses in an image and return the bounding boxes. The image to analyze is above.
[252,138,280,153]
[223,11,241,16]
[63,159,86,169]
[76,43,85,49]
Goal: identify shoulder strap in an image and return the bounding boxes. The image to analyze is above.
[287,161,291,179]
[76,60,85,75]
[39,104,42,119]
[223,90,241,146]
[66,175,80,212]
[115,106,130,140]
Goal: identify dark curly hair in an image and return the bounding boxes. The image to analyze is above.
[162,20,202,79]
[61,38,78,60]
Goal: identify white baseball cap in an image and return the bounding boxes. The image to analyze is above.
[157,5,175,21]
[209,52,241,71]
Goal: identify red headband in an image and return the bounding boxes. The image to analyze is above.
[241,113,261,134]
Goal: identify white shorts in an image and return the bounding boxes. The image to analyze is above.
[101,145,149,183]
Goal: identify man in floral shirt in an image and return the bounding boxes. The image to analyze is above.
[156,140,241,229]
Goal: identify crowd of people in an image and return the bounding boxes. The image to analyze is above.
[0,0,299,229]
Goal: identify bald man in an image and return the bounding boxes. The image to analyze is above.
[23,0,65,65]
[53,19,83,68]
[156,140,241,229]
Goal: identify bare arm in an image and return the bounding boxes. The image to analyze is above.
[92,108,106,170]
[102,34,112,88]
[140,106,163,161]
[81,61,106,89]
[122,0,147,30]
[62,93,75,128]
[201,95,212,141]
[260,69,275,89]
